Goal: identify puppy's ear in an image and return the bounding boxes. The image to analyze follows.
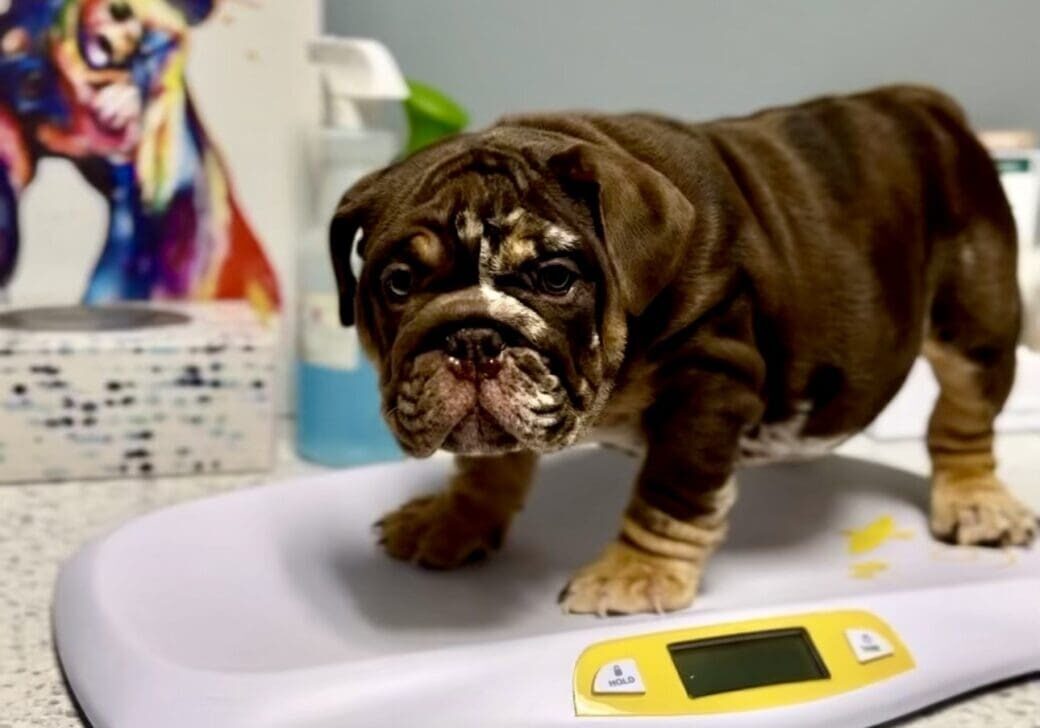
[329,165,395,327]
[329,210,363,327]
[549,143,695,316]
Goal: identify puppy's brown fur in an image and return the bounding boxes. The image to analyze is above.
[332,85,1036,615]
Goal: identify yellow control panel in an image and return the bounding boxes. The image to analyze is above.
[574,610,913,717]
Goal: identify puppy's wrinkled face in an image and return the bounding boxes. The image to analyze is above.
[335,154,617,458]
[389,207,602,456]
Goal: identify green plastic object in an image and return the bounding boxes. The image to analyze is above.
[403,80,469,156]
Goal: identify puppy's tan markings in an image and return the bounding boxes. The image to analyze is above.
[924,340,1036,546]
[377,451,538,568]
[559,542,699,616]
[483,208,538,278]
[560,479,735,615]
[501,208,524,225]
[543,224,579,251]
[409,233,445,269]
[498,234,538,270]
[483,209,582,278]
[455,209,484,244]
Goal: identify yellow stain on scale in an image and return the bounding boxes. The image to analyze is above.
[843,515,914,555]
[849,560,889,579]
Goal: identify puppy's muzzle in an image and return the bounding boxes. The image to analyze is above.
[386,288,569,393]
[383,289,586,456]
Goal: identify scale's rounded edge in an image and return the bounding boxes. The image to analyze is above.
[53,531,314,728]
[56,539,141,728]
[55,539,118,728]
[53,537,226,728]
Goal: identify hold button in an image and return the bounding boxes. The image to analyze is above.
[593,658,646,695]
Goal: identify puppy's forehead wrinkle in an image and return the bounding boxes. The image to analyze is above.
[419,146,533,197]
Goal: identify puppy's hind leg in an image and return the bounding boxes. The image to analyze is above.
[377,451,538,569]
[925,223,1036,546]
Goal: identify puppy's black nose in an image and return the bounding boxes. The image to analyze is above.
[444,328,505,380]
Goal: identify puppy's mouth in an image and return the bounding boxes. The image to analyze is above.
[386,338,579,458]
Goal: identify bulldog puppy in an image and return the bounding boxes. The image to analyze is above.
[330,85,1036,616]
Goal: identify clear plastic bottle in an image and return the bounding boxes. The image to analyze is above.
[296,38,407,466]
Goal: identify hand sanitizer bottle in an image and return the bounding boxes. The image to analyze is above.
[296,38,408,466]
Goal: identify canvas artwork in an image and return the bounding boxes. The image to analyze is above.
[0,0,281,309]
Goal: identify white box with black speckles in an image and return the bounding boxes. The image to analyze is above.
[0,302,278,483]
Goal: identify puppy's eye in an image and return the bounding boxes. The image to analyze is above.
[536,260,578,295]
[382,264,414,302]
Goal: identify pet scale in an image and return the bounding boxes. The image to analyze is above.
[54,449,1040,728]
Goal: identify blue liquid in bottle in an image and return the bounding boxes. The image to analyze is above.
[296,358,402,467]
[294,286,402,467]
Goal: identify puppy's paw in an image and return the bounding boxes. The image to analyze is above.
[559,542,700,616]
[931,474,1037,546]
[376,493,504,569]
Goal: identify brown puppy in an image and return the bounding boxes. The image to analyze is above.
[330,85,1036,616]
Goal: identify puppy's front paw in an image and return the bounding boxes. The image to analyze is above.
[559,542,700,616]
[931,474,1037,546]
[376,493,505,569]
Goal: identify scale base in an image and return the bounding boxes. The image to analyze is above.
[54,450,1040,727]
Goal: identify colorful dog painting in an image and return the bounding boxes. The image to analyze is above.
[0,0,280,309]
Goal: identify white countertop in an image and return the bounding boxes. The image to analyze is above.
[1,423,1038,727]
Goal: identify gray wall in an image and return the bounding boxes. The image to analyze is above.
[325,0,1037,133]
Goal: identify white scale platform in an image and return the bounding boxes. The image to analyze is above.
[54,450,1040,728]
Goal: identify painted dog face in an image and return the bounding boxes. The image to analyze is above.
[329,125,696,458]
[74,0,215,73]
[0,0,215,146]
[79,0,145,69]
[40,0,215,148]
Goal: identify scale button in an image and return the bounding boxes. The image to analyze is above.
[593,658,646,695]
[845,628,895,663]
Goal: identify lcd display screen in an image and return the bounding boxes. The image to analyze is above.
[668,628,829,698]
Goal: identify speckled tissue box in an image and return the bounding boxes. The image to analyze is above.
[0,302,278,483]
